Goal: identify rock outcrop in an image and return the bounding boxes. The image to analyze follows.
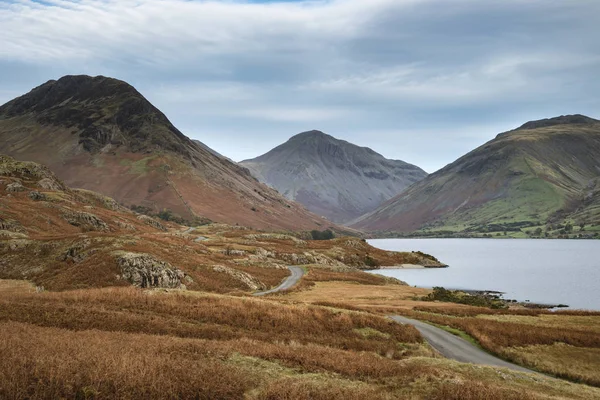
[62,210,109,231]
[0,155,66,191]
[115,252,187,289]
[137,215,166,231]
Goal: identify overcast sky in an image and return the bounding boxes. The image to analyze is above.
[1,0,599,172]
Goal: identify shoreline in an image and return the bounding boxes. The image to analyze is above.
[377,264,427,269]
[368,270,572,310]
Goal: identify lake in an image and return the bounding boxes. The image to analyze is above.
[368,239,600,310]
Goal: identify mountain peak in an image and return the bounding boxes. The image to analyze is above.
[241,131,427,223]
[517,114,599,131]
[0,76,336,231]
[0,74,190,154]
[289,130,332,141]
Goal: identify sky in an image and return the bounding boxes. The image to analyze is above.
[1,0,599,173]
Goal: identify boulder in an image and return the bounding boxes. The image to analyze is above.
[116,252,187,289]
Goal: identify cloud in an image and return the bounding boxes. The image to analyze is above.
[1,0,599,171]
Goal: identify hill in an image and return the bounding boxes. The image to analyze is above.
[0,153,444,290]
[353,115,600,237]
[0,75,334,231]
[241,130,426,223]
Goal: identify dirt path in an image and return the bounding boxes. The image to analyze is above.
[182,227,208,242]
[390,316,532,372]
[254,266,305,297]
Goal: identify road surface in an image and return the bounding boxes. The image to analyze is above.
[254,266,305,296]
[390,316,532,372]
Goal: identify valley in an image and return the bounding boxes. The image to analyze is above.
[1,76,599,400]
[2,152,600,399]
[2,0,599,398]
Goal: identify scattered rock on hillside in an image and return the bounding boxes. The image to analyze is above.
[113,219,137,231]
[62,210,109,231]
[244,233,307,246]
[278,252,346,269]
[212,265,265,291]
[6,182,25,192]
[0,218,25,233]
[74,189,121,210]
[0,155,66,191]
[62,239,93,263]
[115,252,187,289]
[221,248,246,256]
[29,191,46,201]
[37,177,64,191]
[137,215,166,231]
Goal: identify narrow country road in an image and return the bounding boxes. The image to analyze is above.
[182,227,208,242]
[254,266,304,296]
[390,316,532,373]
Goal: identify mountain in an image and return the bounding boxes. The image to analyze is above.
[240,130,427,223]
[353,115,600,236]
[0,154,443,291]
[0,75,335,231]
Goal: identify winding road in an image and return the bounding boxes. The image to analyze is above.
[251,266,532,372]
[390,316,532,372]
[254,266,305,296]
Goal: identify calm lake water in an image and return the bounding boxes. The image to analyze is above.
[368,239,600,310]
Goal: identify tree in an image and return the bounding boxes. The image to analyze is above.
[565,223,573,232]
[534,227,543,236]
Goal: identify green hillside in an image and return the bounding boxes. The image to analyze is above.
[353,115,600,238]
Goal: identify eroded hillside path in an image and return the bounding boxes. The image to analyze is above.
[254,266,305,297]
[390,316,532,372]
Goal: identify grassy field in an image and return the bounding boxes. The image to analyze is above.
[3,281,600,399]
[283,280,600,388]
[398,306,600,387]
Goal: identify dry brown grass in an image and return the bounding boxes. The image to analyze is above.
[257,377,394,400]
[415,305,600,318]
[503,343,600,387]
[400,310,600,349]
[0,279,36,294]
[1,286,600,399]
[288,281,600,388]
[3,321,595,400]
[400,308,600,386]
[0,287,421,356]
[429,381,541,400]
[0,322,257,400]
[285,280,432,311]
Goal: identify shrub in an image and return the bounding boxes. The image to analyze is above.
[310,229,335,240]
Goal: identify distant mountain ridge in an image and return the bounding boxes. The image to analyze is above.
[240,130,427,223]
[0,75,337,231]
[352,115,600,236]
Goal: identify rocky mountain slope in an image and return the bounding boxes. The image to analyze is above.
[0,75,334,231]
[0,154,444,291]
[353,115,600,236]
[240,131,427,223]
